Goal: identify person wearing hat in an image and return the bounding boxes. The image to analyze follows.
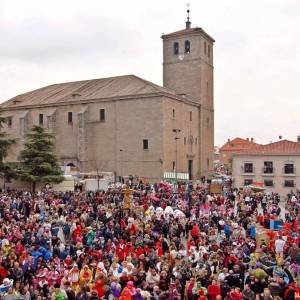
[0,278,13,293]
[118,285,132,300]
[79,265,92,286]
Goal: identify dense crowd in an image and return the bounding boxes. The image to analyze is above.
[0,181,299,300]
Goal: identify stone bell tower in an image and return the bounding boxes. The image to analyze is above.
[161,8,215,177]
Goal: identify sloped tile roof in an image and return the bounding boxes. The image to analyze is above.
[238,140,300,156]
[220,137,259,152]
[1,75,196,109]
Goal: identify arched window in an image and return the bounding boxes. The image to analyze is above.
[173,42,179,55]
[184,40,190,54]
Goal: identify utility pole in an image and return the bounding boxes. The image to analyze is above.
[172,129,181,182]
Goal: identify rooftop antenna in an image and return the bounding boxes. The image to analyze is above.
[186,3,191,29]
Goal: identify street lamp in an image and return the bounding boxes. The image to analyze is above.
[172,129,181,182]
[119,149,123,183]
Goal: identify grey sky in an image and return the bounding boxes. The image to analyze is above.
[1,0,299,146]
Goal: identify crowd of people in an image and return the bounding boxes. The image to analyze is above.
[0,180,299,300]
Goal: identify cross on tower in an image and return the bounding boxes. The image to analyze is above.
[186,3,191,29]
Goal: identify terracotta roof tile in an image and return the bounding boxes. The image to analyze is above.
[220,137,259,152]
[235,140,300,156]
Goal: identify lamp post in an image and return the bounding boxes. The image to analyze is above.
[119,149,123,183]
[96,167,99,192]
[172,129,181,182]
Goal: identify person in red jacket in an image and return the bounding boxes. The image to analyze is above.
[129,223,137,236]
[135,246,144,258]
[187,240,196,256]
[156,240,163,257]
[15,241,24,256]
[227,287,243,300]
[224,255,238,268]
[144,244,150,255]
[207,280,221,300]
[116,239,126,261]
[125,242,135,258]
[0,263,7,284]
[120,219,126,231]
[191,223,200,240]
[72,223,82,242]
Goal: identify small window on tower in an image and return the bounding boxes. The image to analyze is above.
[173,42,179,55]
[184,40,190,54]
[208,44,211,58]
[204,41,207,55]
[189,111,192,121]
[172,109,175,119]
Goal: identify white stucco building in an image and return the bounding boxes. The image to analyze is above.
[232,140,300,196]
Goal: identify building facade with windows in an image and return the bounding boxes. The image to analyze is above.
[232,140,300,196]
[0,18,215,182]
[219,137,260,172]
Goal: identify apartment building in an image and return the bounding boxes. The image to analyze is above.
[232,140,300,196]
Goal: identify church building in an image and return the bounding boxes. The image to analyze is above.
[1,15,215,182]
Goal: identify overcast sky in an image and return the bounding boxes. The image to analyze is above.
[1,0,299,146]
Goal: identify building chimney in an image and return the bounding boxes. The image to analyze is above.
[228,139,230,143]
[251,138,254,143]
[246,138,249,141]
[297,135,300,143]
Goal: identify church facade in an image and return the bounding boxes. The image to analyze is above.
[1,19,215,182]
